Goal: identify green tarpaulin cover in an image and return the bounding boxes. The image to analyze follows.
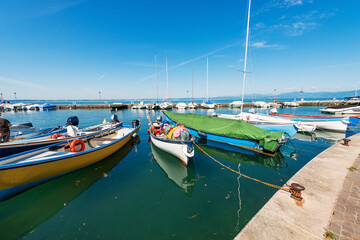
[163,111,284,153]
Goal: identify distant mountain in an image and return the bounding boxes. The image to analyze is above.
[212,90,358,101]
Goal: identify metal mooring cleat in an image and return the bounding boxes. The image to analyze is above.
[342,138,351,146]
[290,183,305,201]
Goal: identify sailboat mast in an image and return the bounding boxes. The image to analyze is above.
[155,54,158,103]
[241,0,251,112]
[192,69,194,103]
[206,56,209,102]
[166,56,169,100]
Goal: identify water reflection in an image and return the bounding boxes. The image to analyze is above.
[0,136,139,240]
[150,142,195,196]
[294,130,346,142]
[195,142,286,169]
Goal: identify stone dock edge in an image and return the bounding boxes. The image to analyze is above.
[235,133,360,240]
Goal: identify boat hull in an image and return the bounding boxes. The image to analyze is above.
[0,126,140,201]
[150,134,194,166]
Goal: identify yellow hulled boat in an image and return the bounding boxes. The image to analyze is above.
[0,121,140,201]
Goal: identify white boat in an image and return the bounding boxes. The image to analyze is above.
[160,101,173,109]
[148,116,194,166]
[200,57,216,109]
[176,102,187,109]
[253,101,270,108]
[230,101,243,108]
[131,101,147,109]
[320,96,360,114]
[188,102,198,109]
[283,101,299,107]
[25,104,41,111]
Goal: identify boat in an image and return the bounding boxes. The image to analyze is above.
[10,125,64,140]
[282,101,299,107]
[25,104,41,111]
[176,102,187,110]
[150,142,195,196]
[293,130,346,142]
[147,115,194,165]
[12,103,31,111]
[0,120,141,201]
[42,103,56,110]
[200,57,216,109]
[188,70,198,109]
[131,101,147,109]
[267,108,350,132]
[230,101,243,108]
[163,111,287,155]
[269,111,360,127]
[253,101,270,108]
[320,96,360,114]
[160,57,174,110]
[160,101,173,109]
[1,115,124,158]
[110,102,128,110]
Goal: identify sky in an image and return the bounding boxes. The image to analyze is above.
[0,0,359,100]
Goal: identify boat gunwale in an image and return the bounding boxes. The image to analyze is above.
[0,125,140,170]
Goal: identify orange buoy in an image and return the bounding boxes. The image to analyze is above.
[51,133,62,139]
[70,139,86,152]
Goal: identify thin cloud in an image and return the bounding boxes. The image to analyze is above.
[97,74,106,81]
[256,0,307,14]
[315,62,360,70]
[0,76,48,90]
[138,43,238,82]
[125,62,158,68]
[250,41,287,49]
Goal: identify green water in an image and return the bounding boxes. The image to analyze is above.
[0,107,358,239]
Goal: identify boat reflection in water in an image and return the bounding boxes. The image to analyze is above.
[150,142,195,196]
[0,136,140,240]
[294,130,346,142]
[195,140,286,169]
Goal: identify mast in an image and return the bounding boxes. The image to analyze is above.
[155,54,158,103]
[241,0,251,112]
[206,56,209,102]
[192,69,194,103]
[166,56,169,100]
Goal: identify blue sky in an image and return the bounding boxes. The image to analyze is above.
[0,0,359,100]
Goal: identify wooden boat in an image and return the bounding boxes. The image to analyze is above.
[147,116,194,166]
[163,111,287,156]
[0,121,141,201]
[1,121,123,158]
[10,126,64,140]
[269,111,360,127]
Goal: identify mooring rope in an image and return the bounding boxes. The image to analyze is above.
[193,141,290,192]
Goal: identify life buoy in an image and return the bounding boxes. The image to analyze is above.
[51,133,62,139]
[70,139,86,152]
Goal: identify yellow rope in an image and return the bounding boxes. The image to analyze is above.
[193,141,290,192]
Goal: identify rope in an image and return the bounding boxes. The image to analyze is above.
[193,141,290,192]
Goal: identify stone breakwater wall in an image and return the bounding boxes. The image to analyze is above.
[55,100,342,110]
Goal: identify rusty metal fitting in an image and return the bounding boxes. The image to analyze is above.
[342,138,351,146]
[290,183,305,201]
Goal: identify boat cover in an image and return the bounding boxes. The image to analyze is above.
[163,111,284,152]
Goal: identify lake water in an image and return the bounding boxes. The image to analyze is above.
[1,107,359,240]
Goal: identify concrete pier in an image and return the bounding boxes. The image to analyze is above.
[235,133,360,240]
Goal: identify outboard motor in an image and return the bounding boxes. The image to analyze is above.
[156,116,162,123]
[132,119,140,128]
[111,114,120,123]
[66,116,79,126]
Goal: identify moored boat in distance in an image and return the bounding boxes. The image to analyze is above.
[42,103,57,110]
[176,102,187,110]
[110,102,128,110]
[0,120,141,201]
[320,96,360,114]
[229,101,243,108]
[147,115,194,166]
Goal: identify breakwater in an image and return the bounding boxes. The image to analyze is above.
[55,100,342,110]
